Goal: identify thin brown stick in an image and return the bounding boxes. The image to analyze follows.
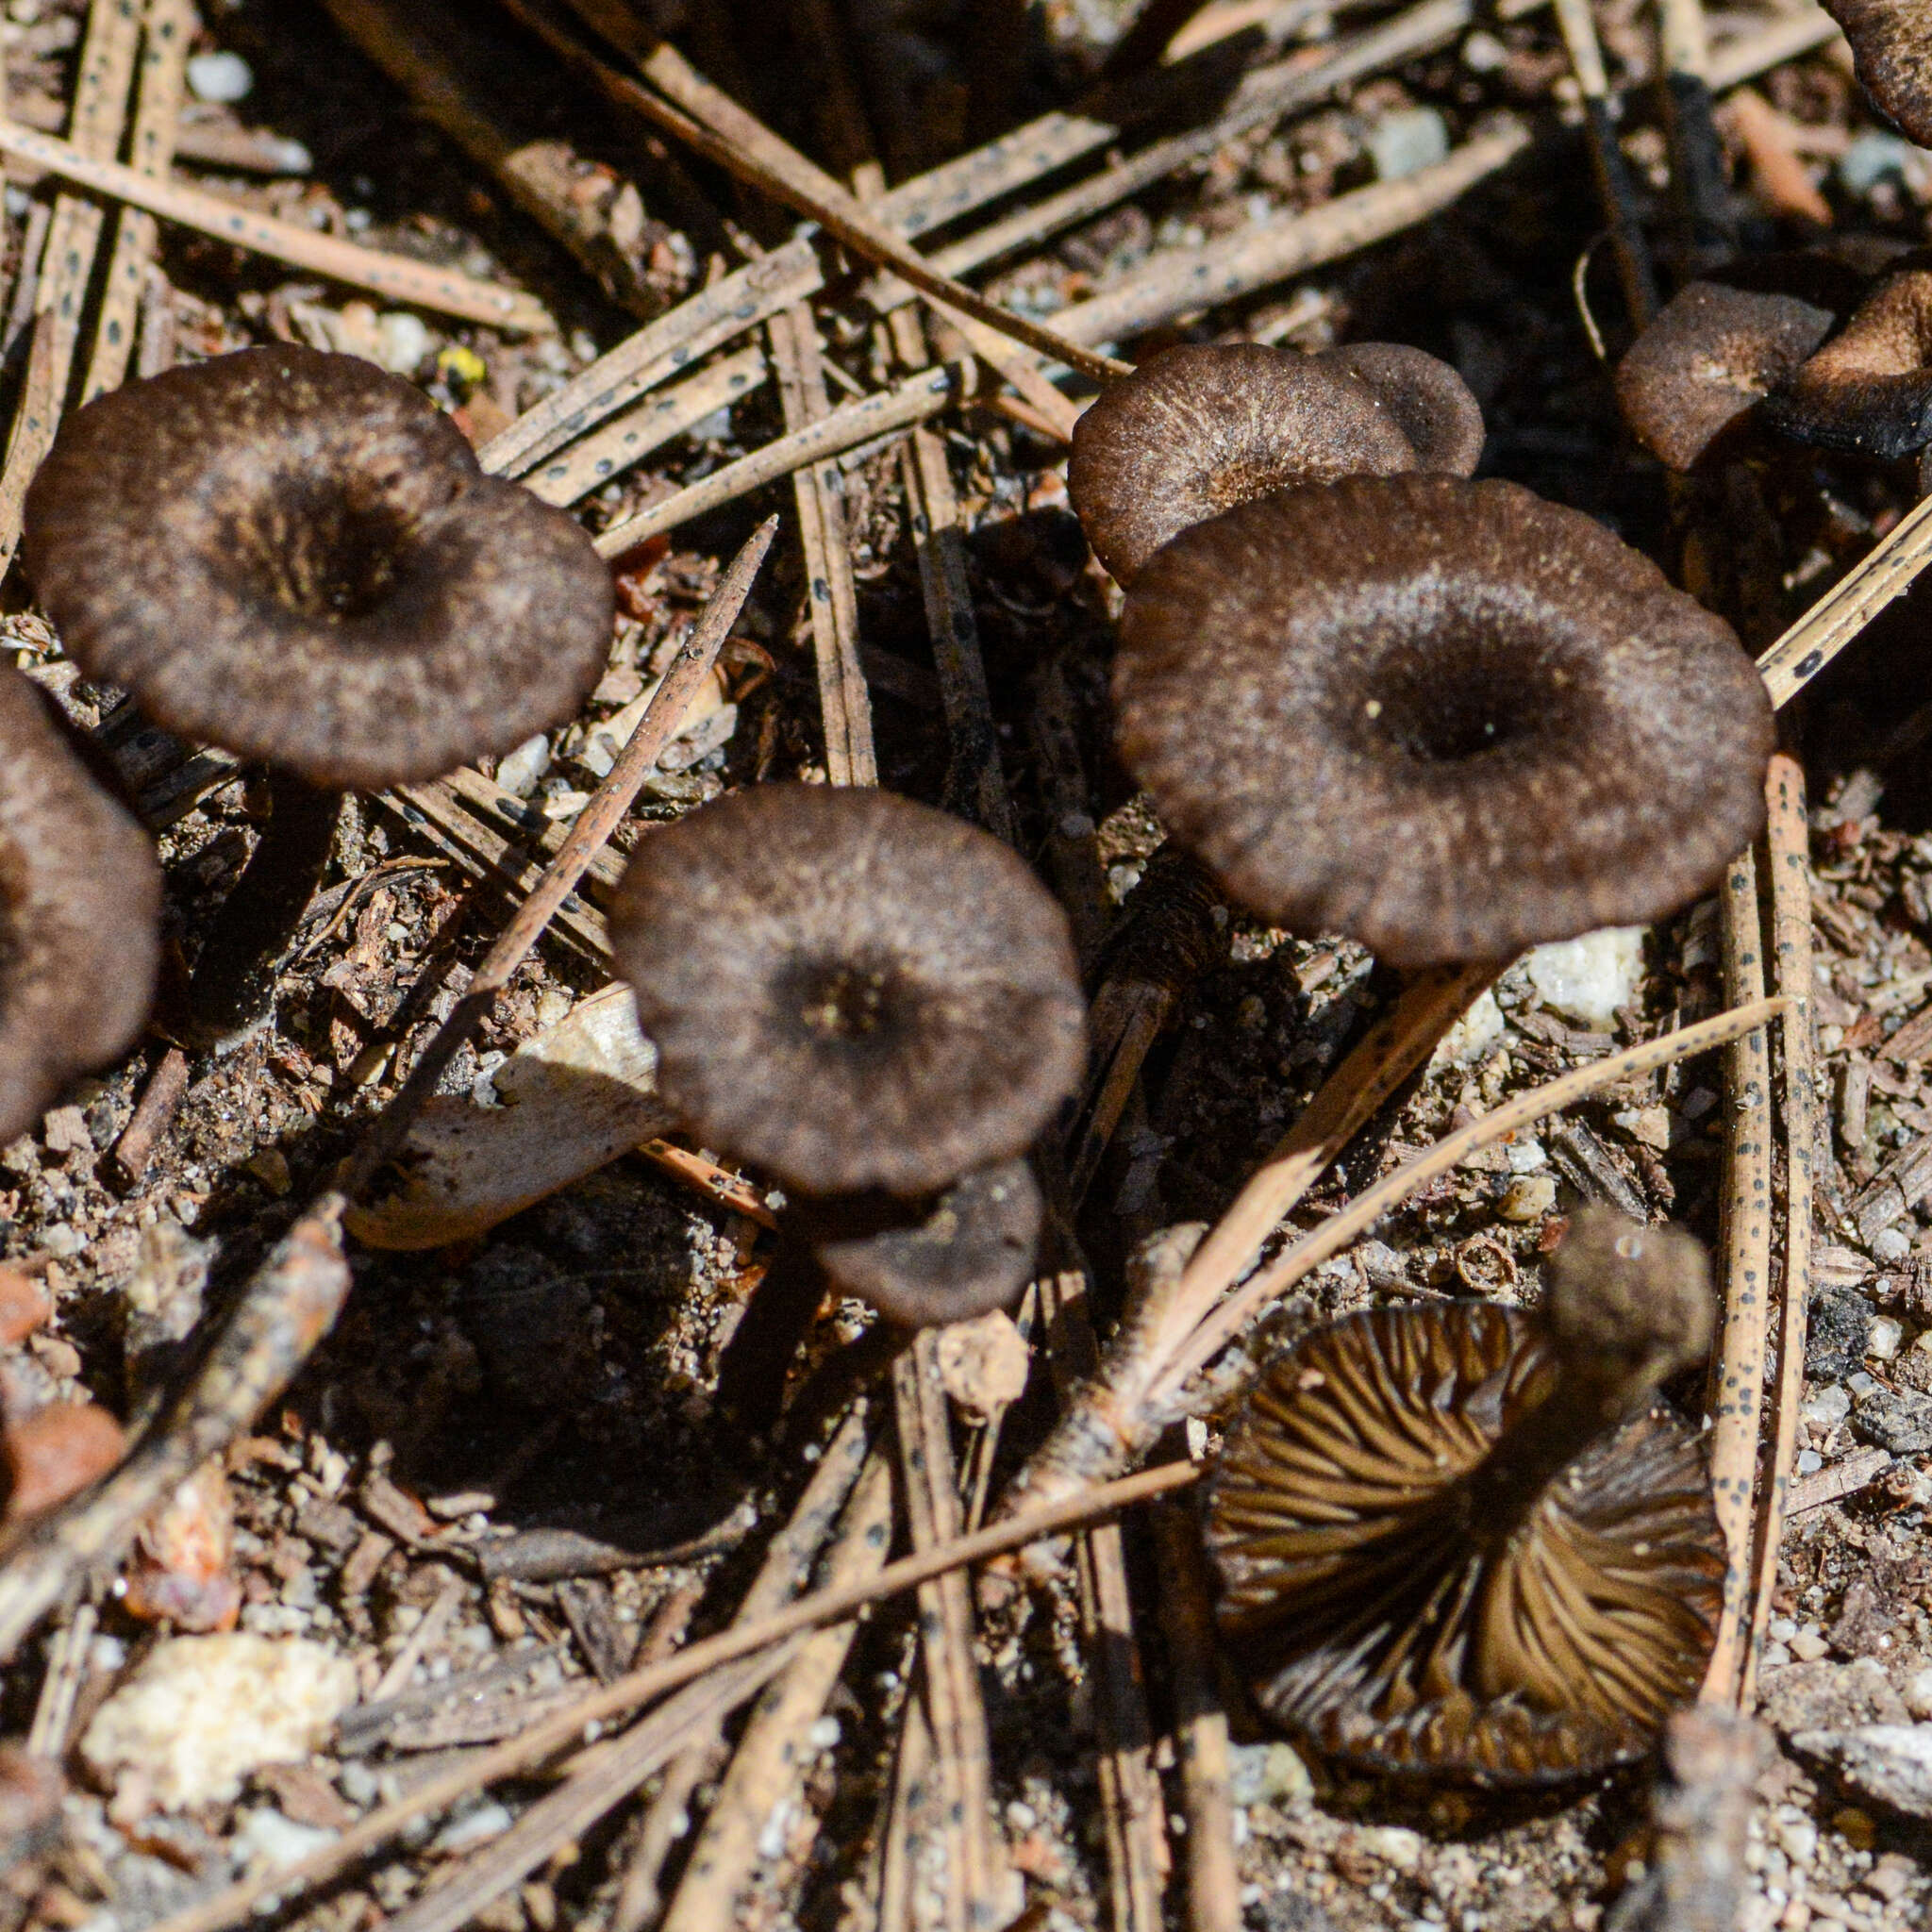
[1553,0,1657,326]
[770,304,876,787]
[1151,1498,1240,1932]
[1056,118,1532,347]
[0,1200,350,1660]
[1740,753,1816,1711]
[143,1459,1200,1932]
[343,516,776,1196]
[1702,847,1774,1707]
[591,362,973,558]
[0,117,551,330]
[80,0,190,406]
[658,1449,897,1932]
[0,0,142,574]
[1158,996,1785,1402]
[1757,493,1932,708]
[891,1339,1002,1932]
[610,1409,875,1932]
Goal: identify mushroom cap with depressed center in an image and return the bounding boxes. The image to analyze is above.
[1821,0,1932,148]
[1069,341,1480,585]
[1207,1294,1724,1781]
[1114,475,1775,966]
[1765,267,1932,459]
[1616,280,1834,471]
[22,345,616,791]
[609,785,1087,1199]
[1314,341,1487,475]
[814,1158,1042,1326]
[0,671,160,1145]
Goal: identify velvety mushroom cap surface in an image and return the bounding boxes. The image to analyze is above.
[1765,268,1932,458]
[814,1159,1042,1325]
[22,345,615,791]
[1822,1,1932,147]
[609,785,1088,1198]
[1115,475,1775,965]
[1315,342,1487,475]
[1615,280,1834,470]
[0,672,160,1144]
[1208,1304,1724,1782]
[1070,341,1480,585]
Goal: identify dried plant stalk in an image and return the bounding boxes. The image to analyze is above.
[1702,847,1774,1706]
[0,116,551,329]
[591,362,973,558]
[145,1459,1199,1932]
[0,0,142,572]
[1552,0,1657,325]
[770,304,876,787]
[80,0,191,405]
[0,1201,350,1659]
[1004,963,1491,1520]
[1740,754,1817,1709]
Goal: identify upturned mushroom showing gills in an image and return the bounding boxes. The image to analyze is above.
[610,785,1085,1407]
[22,344,615,1046]
[1820,1,1932,148]
[1068,341,1484,586]
[1615,279,1834,471]
[1207,1208,1724,1784]
[1764,266,1932,460]
[1113,474,1776,966]
[0,669,160,1144]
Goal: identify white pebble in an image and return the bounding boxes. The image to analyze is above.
[431,1801,513,1854]
[80,1634,357,1809]
[186,50,253,103]
[1498,1174,1557,1223]
[495,732,551,797]
[1802,1385,1851,1430]
[1868,1315,1905,1361]
[1775,1814,1819,1865]
[1873,1226,1912,1264]
[1790,1628,1829,1662]
[376,312,431,376]
[1524,926,1644,1028]
[1366,108,1450,182]
[233,1807,338,1872]
[1429,988,1503,1068]
[1904,1666,1932,1721]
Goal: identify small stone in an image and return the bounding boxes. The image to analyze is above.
[1461,28,1507,70]
[41,1106,89,1154]
[1354,1824,1424,1872]
[1505,1139,1546,1174]
[1808,1289,1874,1380]
[1524,925,1643,1028]
[4,1399,125,1520]
[1796,1449,1823,1474]
[1872,1226,1913,1265]
[245,1149,291,1197]
[1498,1174,1557,1222]
[376,312,431,377]
[1789,1725,1932,1820]
[495,733,551,797]
[233,1806,337,1872]
[1760,1657,1908,1734]
[1852,1385,1932,1455]
[0,1267,49,1346]
[935,1309,1030,1423]
[1840,130,1920,194]
[1903,1666,1932,1720]
[80,1633,357,1808]
[1430,988,1504,1067]
[185,50,252,103]
[1802,1385,1851,1431]
[1861,1852,1916,1902]
[1867,1315,1904,1361]
[1613,1105,1673,1151]
[1366,107,1451,181]
[1774,1813,1818,1864]
[430,1800,513,1854]
[1790,1628,1830,1662]
[40,1224,83,1259]
[1830,1808,1875,1850]
[1227,1740,1313,1807]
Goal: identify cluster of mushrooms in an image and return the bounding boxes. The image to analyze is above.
[0,256,1790,1777]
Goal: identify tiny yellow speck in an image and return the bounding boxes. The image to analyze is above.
[1363,698,1383,718]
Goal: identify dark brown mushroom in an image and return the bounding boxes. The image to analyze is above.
[609,784,1086,1200]
[0,669,159,1144]
[1113,474,1775,965]
[1208,1208,1724,1784]
[22,344,614,1043]
[611,784,1085,1417]
[813,1158,1043,1327]
[1820,1,1932,148]
[1615,279,1834,471]
[1764,266,1932,458]
[1068,341,1483,585]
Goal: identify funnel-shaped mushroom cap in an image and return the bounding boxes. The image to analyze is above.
[1114,475,1775,966]
[1765,268,1932,458]
[1208,1241,1724,1781]
[1069,341,1481,585]
[22,346,615,791]
[1821,1,1932,147]
[609,786,1087,1198]
[814,1158,1042,1325]
[1616,280,1834,471]
[0,672,160,1144]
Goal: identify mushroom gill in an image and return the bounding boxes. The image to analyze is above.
[1208,1209,1724,1784]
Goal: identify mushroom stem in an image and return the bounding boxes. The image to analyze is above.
[184,772,341,1051]
[713,1227,836,1433]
